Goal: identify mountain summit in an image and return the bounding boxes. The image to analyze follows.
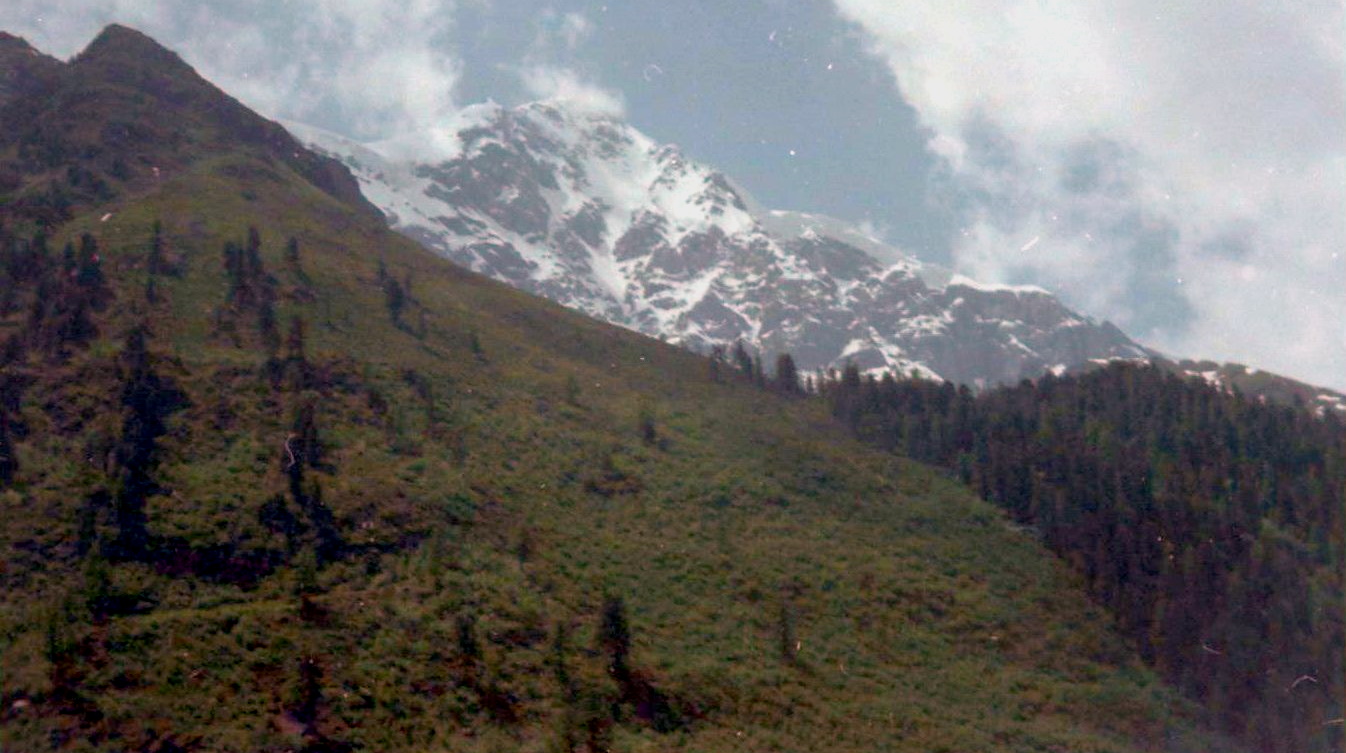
[291,103,1149,386]
[0,31,64,107]
[0,25,377,227]
[73,23,195,75]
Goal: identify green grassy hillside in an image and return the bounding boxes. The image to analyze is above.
[0,26,1239,753]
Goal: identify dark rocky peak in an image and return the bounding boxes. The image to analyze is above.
[587,121,634,158]
[71,24,200,90]
[699,173,749,214]
[787,235,882,280]
[459,107,545,156]
[521,100,566,123]
[78,23,183,64]
[0,32,66,107]
[652,144,685,168]
[0,24,378,224]
[0,31,45,56]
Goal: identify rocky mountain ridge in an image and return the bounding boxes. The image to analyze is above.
[0,24,378,227]
[287,104,1151,387]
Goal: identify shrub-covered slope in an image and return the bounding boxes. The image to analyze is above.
[0,26,1237,753]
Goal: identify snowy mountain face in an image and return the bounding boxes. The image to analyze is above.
[287,102,1149,387]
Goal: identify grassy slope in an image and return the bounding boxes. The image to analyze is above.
[0,152,1233,752]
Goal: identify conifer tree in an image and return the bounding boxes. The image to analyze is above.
[222,241,244,306]
[257,297,280,362]
[293,655,325,736]
[638,403,658,446]
[383,276,406,326]
[75,233,109,308]
[777,595,797,663]
[599,595,632,687]
[285,236,302,274]
[291,399,323,471]
[147,220,167,276]
[0,411,16,486]
[550,622,576,700]
[731,340,753,380]
[108,325,183,559]
[245,226,263,279]
[708,345,726,382]
[456,613,482,664]
[774,353,800,394]
[285,316,306,363]
[282,317,310,391]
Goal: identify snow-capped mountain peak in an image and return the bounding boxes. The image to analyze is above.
[288,102,1148,386]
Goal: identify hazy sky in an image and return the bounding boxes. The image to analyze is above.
[4,1,1343,390]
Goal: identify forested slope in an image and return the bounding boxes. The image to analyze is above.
[827,363,1344,753]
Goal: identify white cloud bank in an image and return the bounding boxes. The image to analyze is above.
[519,65,626,118]
[0,0,463,138]
[516,10,625,118]
[833,1,1346,390]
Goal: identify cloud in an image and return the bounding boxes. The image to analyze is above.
[513,10,624,118]
[519,65,625,117]
[0,0,463,139]
[833,1,1346,389]
[535,10,593,52]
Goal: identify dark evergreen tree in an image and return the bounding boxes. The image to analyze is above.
[708,345,726,382]
[221,229,275,315]
[245,226,263,279]
[147,220,167,276]
[638,404,657,446]
[285,236,302,275]
[74,233,110,309]
[301,479,343,566]
[285,317,306,363]
[282,317,310,391]
[0,411,16,486]
[599,595,632,687]
[383,276,406,326]
[293,655,324,736]
[291,399,323,471]
[456,613,482,663]
[222,240,245,305]
[278,398,342,565]
[550,622,576,701]
[777,595,797,663]
[257,297,280,362]
[731,340,753,380]
[773,353,800,394]
[108,325,184,559]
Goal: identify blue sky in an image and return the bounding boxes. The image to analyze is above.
[4,1,1343,390]
[447,1,956,261]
